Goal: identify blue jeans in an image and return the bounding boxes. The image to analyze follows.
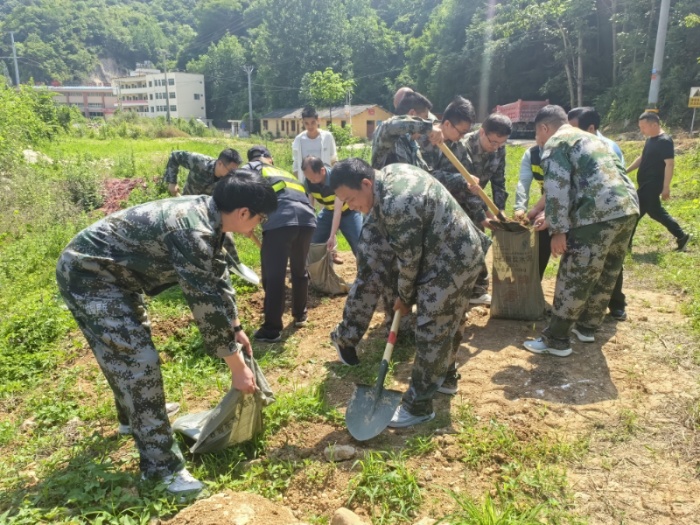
[311,208,362,255]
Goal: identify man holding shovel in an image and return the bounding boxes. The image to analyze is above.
[331,158,489,428]
[523,105,639,356]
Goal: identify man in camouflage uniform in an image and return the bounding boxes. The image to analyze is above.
[370,90,441,170]
[523,105,639,356]
[331,158,489,427]
[163,148,242,197]
[56,172,278,494]
[451,113,513,305]
[162,148,247,267]
[331,92,442,364]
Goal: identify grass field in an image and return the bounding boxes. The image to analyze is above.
[0,131,697,524]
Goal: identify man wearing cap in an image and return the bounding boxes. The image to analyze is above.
[241,146,317,342]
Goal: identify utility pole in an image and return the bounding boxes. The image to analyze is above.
[10,32,20,86]
[244,65,254,135]
[162,51,171,124]
[647,0,671,110]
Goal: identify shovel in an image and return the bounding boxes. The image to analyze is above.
[228,259,260,286]
[437,143,529,233]
[345,310,404,441]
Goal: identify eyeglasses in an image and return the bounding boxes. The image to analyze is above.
[485,134,508,148]
[257,213,268,224]
[448,121,471,137]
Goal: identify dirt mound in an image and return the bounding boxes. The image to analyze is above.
[164,490,308,525]
[100,178,146,215]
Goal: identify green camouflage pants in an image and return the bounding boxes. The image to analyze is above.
[331,216,399,348]
[56,256,185,478]
[401,255,483,416]
[543,214,638,348]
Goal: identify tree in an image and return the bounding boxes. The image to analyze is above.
[300,68,355,121]
[187,35,248,127]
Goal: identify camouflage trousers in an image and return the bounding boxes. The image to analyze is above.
[56,255,185,478]
[331,217,400,349]
[543,214,638,348]
[431,170,489,297]
[401,254,483,416]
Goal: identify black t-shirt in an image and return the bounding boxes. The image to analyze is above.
[637,133,674,189]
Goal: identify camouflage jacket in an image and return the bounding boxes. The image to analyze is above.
[431,139,489,224]
[543,124,640,234]
[370,116,433,170]
[370,164,490,306]
[163,151,219,196]
[57,196,241,359]
[462,131,508,211]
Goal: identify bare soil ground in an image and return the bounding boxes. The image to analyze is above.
[161,250,700,524]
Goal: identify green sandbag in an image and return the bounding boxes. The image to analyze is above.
[172,352,274,453]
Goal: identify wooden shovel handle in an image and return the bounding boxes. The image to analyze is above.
[437,142,504,220]
[381,310,402,363]
[248,232,262,248]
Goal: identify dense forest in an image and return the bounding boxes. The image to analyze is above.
[1,0,699,126]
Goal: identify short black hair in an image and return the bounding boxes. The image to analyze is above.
[329,158,375,191]
[396,90,433,115]
[482,113,512,137]
[218,148,242,166]
[639,111,660,123]
[247,145,272,161]
[301,155,324,173]
[442,96,475,126]
[301,105,318,119]
[567,107,586,122]
[534,105,568,127]
[213,169,278,215]
[576,107,601,130]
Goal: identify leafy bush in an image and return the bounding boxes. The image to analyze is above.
[328,123,359,147]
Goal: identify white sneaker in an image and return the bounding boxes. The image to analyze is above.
[162,468,205,495]
[523,338,572,357]
[469,293,491,306]
[117,402,181,435]
[387,405,435,428]
[571,327,595,343]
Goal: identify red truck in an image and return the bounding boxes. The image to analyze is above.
[493,99,549,138]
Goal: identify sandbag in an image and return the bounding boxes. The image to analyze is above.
[172,351,274,454]
[307,243,349,295]
[490,229,546,321]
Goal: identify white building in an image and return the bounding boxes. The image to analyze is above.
[112,68,207,121]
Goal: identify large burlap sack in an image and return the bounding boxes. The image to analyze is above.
[172,351,274,453]
[307,243,349,295]
[490,229,546,321]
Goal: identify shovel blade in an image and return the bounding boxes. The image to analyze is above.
[229,261,261,286]
[345,384,403,441]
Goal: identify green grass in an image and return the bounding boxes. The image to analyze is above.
[347,451,422,524]
[0,130,698,524]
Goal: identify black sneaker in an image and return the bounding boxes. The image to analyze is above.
[609,309,627,321]
[294,314,308,328]
[253,328,281,343]
[330,338,359,366]
[676,233,692,252]
[437,372,461,395]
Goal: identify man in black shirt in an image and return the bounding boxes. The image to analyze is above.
[627,112,691,251]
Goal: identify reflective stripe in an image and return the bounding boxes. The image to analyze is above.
[310,191,349,212]
[261,166,306,194]
[532,165,544,177]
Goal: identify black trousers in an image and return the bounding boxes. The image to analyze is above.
[540,228,626,310]
[260,226,315,332]
[637,184,685,239]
